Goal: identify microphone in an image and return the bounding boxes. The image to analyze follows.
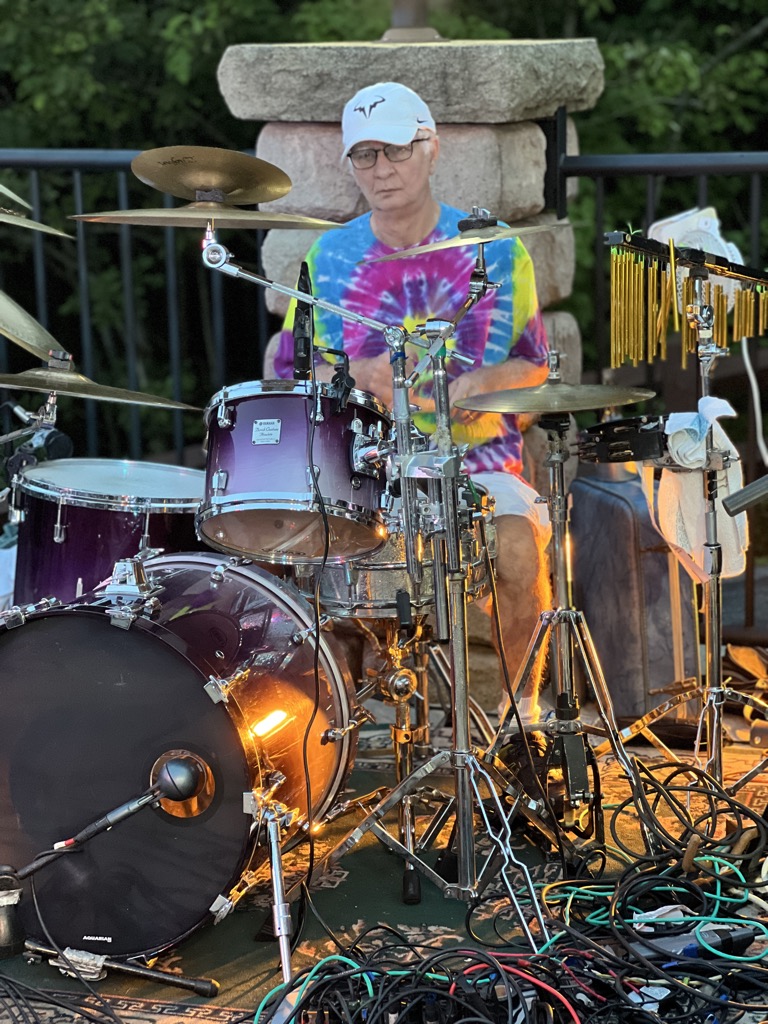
[292,261,313,380]
[64,756,205,846]
[10,405,74,461]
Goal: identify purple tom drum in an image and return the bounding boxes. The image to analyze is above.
[0,551,356,959]
[11,458,205,605]
[197,380,391,565]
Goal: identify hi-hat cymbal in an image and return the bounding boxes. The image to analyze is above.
[72,203,339,231]
[367,221,567,263]
[455,380,655,414]
[0,209,73,239]
[0,290,71,360]
[0,365,200,410]
[131,146,292,205]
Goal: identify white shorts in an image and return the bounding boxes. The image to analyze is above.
[471,471,551,545]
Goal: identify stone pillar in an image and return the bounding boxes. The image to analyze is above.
[217,39,603,484]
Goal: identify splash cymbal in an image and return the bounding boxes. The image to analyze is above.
[0,365,200,410]
[131,146,291,205]
[455,381,655,414]
[0,209,73,239]
[367,221,567,262]
[0,290,71,360]
[72,203,339,231]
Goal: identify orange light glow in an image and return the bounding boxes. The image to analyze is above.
[252,709,289,738]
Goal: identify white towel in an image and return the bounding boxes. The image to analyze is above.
[645,399,749,582]
[0,544,16,610]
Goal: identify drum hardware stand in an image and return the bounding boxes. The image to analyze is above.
[242,773,299,984]
[0,392,59,449]
[311,304,575,934]
[202,229,562,933]
[593,269,768,791]
[483,394,643,841]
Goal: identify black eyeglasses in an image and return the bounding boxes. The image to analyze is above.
[347,138,430,170]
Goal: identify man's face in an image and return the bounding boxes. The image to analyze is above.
[349,133,438,217]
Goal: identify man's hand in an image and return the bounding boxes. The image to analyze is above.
[348,352,396,407]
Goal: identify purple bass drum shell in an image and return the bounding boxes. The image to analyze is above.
[11,459,206,606]
[0,551,356,960]
[197,380,391,565]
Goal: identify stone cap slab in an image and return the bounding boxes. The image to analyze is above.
[218,39,604,123]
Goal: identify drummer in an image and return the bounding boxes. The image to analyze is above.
[272,82,552,783]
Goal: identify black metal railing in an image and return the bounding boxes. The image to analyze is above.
[0,149,270,465]
[0,143,766,633]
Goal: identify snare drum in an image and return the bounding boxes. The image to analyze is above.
[294,485,497,619]
[197,380,391,565]
[0,552,356,958]
[11,459,205,605]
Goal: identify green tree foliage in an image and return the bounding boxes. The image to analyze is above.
[0,0,294,149]
[0,0,766,455]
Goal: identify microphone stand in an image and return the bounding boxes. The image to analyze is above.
[0,760,220,997]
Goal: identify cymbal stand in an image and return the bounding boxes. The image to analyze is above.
[315,260,573,935]
[484,383,643,836]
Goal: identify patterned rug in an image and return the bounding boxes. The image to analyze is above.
[2,719,767,1022]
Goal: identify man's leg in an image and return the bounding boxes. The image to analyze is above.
[491,511,552,722]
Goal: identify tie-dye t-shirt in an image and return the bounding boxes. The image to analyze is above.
[274,203,548,477]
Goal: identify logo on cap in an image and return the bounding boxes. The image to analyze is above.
[354,97,385,118]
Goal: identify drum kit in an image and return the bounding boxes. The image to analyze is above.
[0,146,762,987]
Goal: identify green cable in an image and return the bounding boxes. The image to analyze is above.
[694,917,768,963]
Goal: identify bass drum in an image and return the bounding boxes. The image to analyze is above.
[0,552,356,959]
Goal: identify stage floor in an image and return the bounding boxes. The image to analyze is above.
[1,713,767,1023]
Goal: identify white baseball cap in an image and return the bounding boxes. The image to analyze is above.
[341,82,436,159]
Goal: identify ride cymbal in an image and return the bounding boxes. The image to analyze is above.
[0,365,200,409]
[455,381,655,414]
[0,291,71,360]
[131,146,292,205]
[0,210,73,239]
[367,221,567,262]
[72,203,339,231]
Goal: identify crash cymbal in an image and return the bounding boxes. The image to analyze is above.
[131,146,291,205]
[455,380,655,414]
[72,203,339,231]
[0,183,31,209]
[0,365,200,410]
[0,209,73,239]
[367,221,567,262]
[0,290,71,360]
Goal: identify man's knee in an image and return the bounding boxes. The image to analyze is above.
[493,513,548,598]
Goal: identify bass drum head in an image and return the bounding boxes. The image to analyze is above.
[0,553,355,960]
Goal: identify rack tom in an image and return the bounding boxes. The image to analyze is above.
[197,380,391,564]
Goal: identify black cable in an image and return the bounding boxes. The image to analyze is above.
[291,372,329,955]
[29,875,126,1024]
